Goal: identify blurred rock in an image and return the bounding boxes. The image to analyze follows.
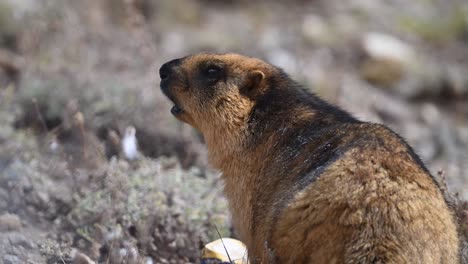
[360,57,405,88]
[362,32,415,64]
[0,213,22,231]
[361,32,468,100]
[360,32,415,87]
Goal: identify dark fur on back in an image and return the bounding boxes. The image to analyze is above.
[244,70,450,243]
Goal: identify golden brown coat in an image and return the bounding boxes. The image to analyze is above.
[159,53,459,263]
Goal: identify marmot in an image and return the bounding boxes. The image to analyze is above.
[159,53,459,263]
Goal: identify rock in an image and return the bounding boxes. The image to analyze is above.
[360,57,405,87]
[360,32,416,87]
[0,213,22,231]
[362,32,415,64]
[360,32,468,99]
[395,60,467,100]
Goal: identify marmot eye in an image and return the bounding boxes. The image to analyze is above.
[207,68,218,74]
[204,66,222,77]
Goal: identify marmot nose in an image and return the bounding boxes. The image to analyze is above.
[159,58,181,80]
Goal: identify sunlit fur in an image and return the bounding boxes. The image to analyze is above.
[160,53,459,263]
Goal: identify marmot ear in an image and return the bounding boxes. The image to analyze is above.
[239,70,265,98]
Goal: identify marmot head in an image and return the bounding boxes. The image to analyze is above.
[159,53,276,133]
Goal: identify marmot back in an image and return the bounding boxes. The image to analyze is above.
[159,53,459,263]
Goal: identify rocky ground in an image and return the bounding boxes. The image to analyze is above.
[0,0,467,263]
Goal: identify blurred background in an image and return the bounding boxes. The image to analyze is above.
[0,0,467,263]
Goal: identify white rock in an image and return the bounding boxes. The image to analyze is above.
[362,32,415,64]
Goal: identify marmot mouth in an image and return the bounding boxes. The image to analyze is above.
[171,104,184,115]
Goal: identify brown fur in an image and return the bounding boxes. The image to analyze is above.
[159,53,459,263]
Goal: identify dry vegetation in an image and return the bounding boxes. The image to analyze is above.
[0,0,467,263]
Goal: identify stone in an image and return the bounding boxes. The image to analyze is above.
[362,32,415,64]
[0,213,21,231]
[360,32,416,87]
